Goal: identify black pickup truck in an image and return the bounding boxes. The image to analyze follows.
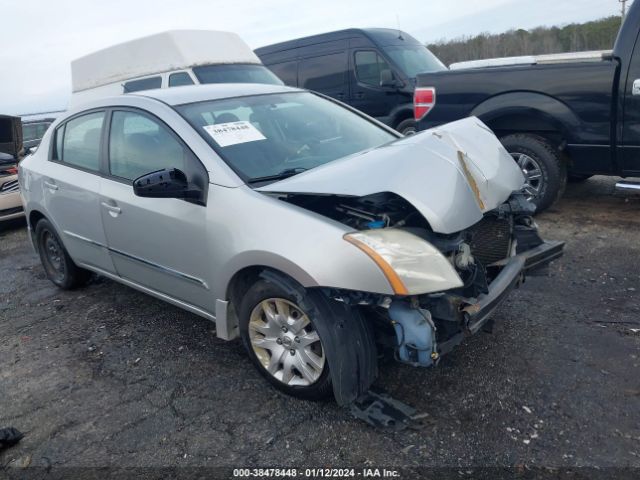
[415,2,640,211]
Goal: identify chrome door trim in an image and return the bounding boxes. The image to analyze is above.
[64,230,209,290]
[63,230,107,248]
[81,263,216,322]
[109,247,209,290]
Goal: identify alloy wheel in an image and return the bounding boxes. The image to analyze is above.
[248,298,326,386]
[511,152,543,200]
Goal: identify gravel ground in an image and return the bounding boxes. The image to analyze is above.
[1,176,639,473]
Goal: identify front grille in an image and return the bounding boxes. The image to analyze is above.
[0,179,19,194]
[468,216,512,266]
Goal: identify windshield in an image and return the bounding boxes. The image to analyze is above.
[192,64,283,86]
[177,92,398,184]
[383,45,446,78]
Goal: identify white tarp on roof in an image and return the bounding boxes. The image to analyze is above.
[71,30,260,92]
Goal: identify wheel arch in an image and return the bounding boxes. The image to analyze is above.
[387,103,414,130]
[27,209,48,250]
[471,91,580,149]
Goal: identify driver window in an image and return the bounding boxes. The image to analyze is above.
[354,51,391,87]
[109,111,186,181]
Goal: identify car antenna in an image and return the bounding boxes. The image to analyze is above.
[396,14,404,40]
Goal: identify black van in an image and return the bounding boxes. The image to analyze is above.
[255,28,446,135]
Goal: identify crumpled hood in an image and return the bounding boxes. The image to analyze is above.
[257,117,525,234]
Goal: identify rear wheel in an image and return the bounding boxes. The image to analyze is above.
[501,134,567,212]
[35,219,92,289]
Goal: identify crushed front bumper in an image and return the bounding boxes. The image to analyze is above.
[391,240,565,364]
[463,240,564,334]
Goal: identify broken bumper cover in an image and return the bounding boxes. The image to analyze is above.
[418,240,565,360]
[463,240,564,333]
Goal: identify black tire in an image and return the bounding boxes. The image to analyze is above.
[35,218,92,289]
[500,134,567,212]
[395,118,417,136]
[568,173,593,183]
[239,278,334,401]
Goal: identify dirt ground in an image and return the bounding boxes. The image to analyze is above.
[1,176,639,473]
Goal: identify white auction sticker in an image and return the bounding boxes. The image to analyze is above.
[203,121,266,147]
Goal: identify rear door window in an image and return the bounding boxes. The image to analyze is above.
[123,76,162,93]
[60,112,105,171]
[108,110,187,181]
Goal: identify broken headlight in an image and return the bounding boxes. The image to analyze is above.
[344,229,463,296]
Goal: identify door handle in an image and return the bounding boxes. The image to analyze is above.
[633,79,640,96]
[101,201,121,216]
[335,92,345,100]
[354,92,364,99]
[44,180,58,191]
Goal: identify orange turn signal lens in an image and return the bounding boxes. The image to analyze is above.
[344,234,409,296]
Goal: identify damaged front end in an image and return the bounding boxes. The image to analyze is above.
[258,117,564,368]
[385,193,563,366]
[277,190,563,368]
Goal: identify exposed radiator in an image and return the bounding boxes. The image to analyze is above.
[468,216,512,266]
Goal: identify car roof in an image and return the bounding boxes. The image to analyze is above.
[131,82,303,106]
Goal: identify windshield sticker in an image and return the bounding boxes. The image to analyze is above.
[203,121,266,147]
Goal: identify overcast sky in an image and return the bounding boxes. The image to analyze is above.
[0,0,623,115]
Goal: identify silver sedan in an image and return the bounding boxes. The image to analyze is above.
[19,83,563,404]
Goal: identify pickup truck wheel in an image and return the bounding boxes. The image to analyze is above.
[35,219,92,289]
[239,279,333,400]
[396,118,417,136]
[501,134,567,212]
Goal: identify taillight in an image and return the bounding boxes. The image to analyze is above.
[6,167,18,175]
[414,87,436,120]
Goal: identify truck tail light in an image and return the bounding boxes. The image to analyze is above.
[414,87,436,120]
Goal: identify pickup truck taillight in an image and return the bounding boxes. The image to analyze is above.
[414,87,436,120]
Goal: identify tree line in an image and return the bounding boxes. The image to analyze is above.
[427,16,623,66]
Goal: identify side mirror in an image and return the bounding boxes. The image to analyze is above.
[380,69,398,88]
[133,168,201,200]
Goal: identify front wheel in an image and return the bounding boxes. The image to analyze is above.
[501,134,567,212]
[239,279,333,401]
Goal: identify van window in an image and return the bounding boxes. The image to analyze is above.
[192,64,283,85]
[169,72,194,87]
[22,124,39,142]
[354,51,391,87]
[298,53,347,95]
[268,61,297,87]
[108,110,186,181]
[123,76,162,93]
[61,112,105,171]
[381,45,446,78]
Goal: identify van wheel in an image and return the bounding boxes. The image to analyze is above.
[501,134,567,212]
[396,118,417,136]
[239,278,333,401]
[35,219,92,289]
